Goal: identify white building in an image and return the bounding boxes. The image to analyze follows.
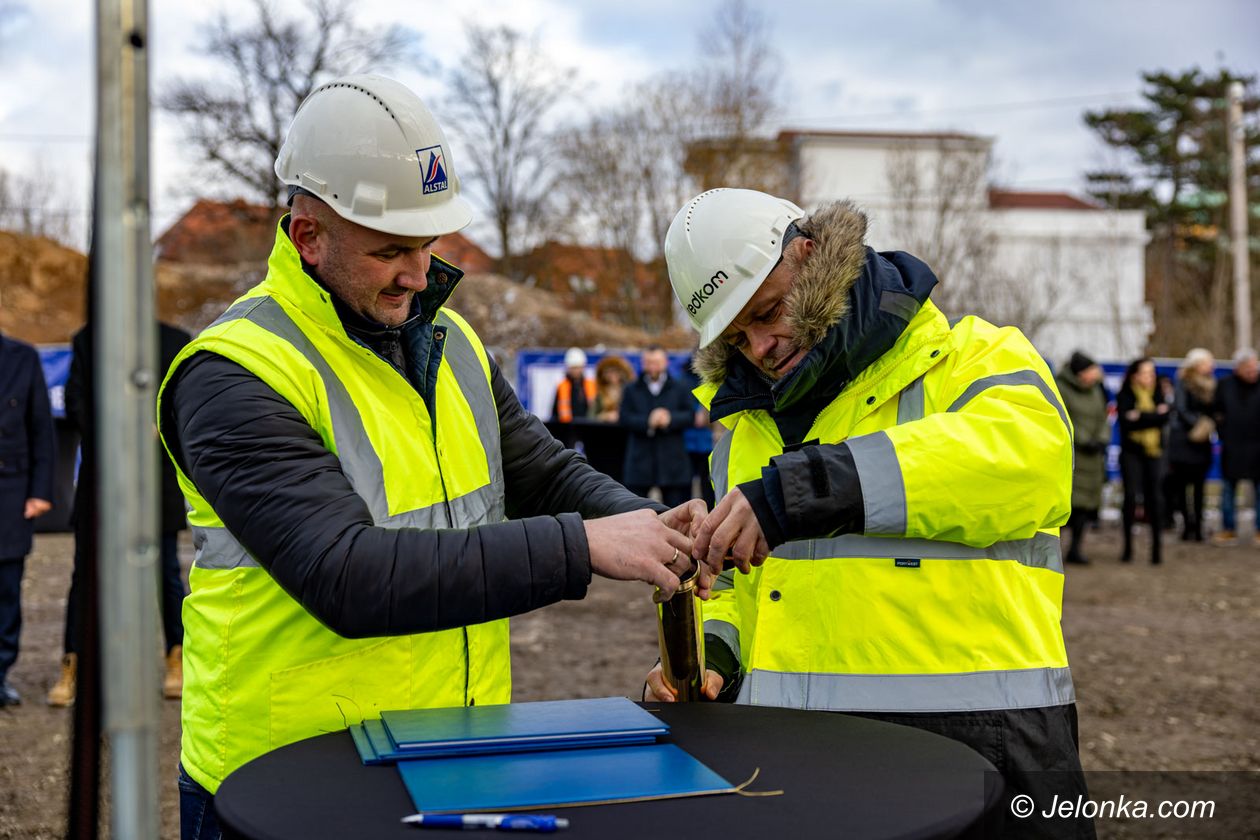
[753,129,1152,365]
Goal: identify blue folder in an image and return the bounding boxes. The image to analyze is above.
[350,717,660,765]
[378,696,670,756]
[396,743,735,813]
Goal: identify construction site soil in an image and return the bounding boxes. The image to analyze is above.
[1,526,1257,838]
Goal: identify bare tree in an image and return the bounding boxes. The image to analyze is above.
[550,0,783,328]
[885,138,997,318]
[444,24,576,280]
[553,112,647,325]
[983,237,1092,346]
[686,0,783,192]
[0,159,77,245]
[158,0,412,209]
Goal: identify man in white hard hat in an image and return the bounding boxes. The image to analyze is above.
[551,346,595,422]
[157,75,708,840]
[646,189,1091,838]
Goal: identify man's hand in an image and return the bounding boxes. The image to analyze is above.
[648,407,671,430]
[24,498,52,520]
[659,499,718,598]
[659,499,708,538]
[644,662,724,702]
[694,487,769,574]
[585,510,694,598]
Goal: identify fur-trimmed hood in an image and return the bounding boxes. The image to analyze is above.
[693,200,938,429]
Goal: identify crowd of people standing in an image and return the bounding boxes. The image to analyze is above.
[549,346,716,505]
[1057,347,1260,566]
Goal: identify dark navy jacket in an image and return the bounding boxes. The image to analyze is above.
[620,373,695,488]
[0,333,56,559]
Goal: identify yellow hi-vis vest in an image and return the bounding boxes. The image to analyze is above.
[699,300,1075,713]
[157,223,509,794]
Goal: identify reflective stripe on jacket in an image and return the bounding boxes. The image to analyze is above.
[699,300,1075,714]
[158,225,509,794]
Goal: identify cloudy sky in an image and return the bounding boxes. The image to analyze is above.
[0,0,1256,248]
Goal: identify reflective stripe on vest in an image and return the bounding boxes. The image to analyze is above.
[190,297,503,570]
[735,665,1075,712]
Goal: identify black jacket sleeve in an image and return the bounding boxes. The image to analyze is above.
[491,360,663,519]
[163,351,599,639]
[739,443,866,547]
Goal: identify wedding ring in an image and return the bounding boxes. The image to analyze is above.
[671,547,680,564]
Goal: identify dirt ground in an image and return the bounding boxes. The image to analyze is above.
[1,524,1258,838]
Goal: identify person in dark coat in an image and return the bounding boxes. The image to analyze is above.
[1116,357,1171,564]
[1055,352,1109,564]
[1165,348,1216,542]
[1214,348,1260,546]
[47,322,193,707]
[620,346,697,508]
[0,331,57,706]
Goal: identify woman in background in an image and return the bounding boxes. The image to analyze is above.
[1116,357,1171,564]
[591,355,635,422]
[1166,348,1217,542]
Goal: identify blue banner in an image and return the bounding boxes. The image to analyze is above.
[37,344,73,419]
[515,349,694,420]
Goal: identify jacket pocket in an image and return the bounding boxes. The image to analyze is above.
[268,637,413,750]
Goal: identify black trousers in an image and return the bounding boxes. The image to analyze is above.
[1065,508,1097,562]
[1120,451,1163,563]
[854,704,1095,839]
[64,530,185,656]
[1167,461,1209,540]
[0,556,24,680]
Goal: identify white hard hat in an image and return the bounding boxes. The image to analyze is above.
[564,347,587,369]
[664,188,804,348]
[274,74,474,238]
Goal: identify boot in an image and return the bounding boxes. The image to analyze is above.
[163,645,183,700]
[47,653,76,707]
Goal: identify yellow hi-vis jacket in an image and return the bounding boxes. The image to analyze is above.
[698,300,1075,713]
[158,225,509,794]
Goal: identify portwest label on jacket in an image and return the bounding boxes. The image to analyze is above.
[158,225,508,794]
[699,301,1076,714]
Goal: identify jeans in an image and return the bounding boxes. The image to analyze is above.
[178,763,222,840]
[1220,479,1260,532]
[66,530,186,655]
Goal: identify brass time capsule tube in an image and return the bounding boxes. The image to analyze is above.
[654,562,705,702]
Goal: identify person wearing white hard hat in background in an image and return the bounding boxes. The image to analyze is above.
[646,189,1092,839]
[157,75,710,840]
[551,346,596,423]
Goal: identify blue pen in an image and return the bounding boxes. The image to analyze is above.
[402,813,569,832]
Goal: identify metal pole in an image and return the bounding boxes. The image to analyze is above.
[1228,81,1252,350]
[95,0,159,836]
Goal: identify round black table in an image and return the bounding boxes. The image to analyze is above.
[216,703,1002,840]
